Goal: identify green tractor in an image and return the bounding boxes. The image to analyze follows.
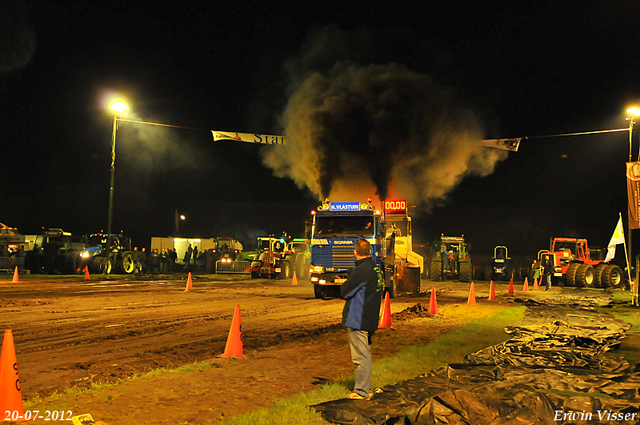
[430,234,472,282]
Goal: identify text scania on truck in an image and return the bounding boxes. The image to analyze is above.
[309,199,423,299]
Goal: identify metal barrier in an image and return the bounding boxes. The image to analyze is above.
[215,260,251,274]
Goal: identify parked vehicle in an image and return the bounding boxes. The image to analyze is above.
[23,228,83,274]
[78,233,138,274]
[530,237,624,288]
[430,234,472,282]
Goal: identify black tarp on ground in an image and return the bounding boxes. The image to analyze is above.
[314,296,640,425]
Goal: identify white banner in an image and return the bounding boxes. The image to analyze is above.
[481,138,522,152]
[212,131,521,152]
[211,131,286,145]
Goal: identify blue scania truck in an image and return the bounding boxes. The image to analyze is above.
[309,199,423,299]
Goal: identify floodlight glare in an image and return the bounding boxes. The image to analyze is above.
[111,101,130,113]
[627,107,640,116]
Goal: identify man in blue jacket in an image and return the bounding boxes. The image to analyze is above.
[341,238,383,400]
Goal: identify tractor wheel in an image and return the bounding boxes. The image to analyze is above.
[576,264,596,287]
[294,255,309,279]
[430,260,442,281]
[95,257,112,274]
[122,252,136,274]
[459,261,472,283]
[565,263,580,286]
[601,264,624,288]
[286,254,297,276]
[314,284,326,300]
[302,257,310,279]
[279,261,291,279]
[92,257,105,274]
[484,265,492,282]
[206,254,215,274]
[594,264,607,288]
[62,251,78,274]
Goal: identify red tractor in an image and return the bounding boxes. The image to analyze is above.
[532,237,624,288]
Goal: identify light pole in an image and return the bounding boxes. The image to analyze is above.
[107,101,129,239]
[626,108,640,162]
[174,207,186,235]
[626,108,640,283]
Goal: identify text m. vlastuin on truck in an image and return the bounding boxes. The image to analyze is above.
[309,199,424,299]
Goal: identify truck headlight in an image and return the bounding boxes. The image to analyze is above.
[80,251,91,258]
[311,265,325,274]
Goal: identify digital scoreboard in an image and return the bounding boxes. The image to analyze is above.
[384,200,407,215]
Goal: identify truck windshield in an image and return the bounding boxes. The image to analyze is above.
[315,216,374,237]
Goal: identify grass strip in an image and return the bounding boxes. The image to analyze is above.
[221,305,526,425]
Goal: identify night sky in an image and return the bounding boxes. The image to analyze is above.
[2,1,640,261]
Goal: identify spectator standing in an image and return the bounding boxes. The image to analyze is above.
[184,244,193,271]
[340,238,383,400]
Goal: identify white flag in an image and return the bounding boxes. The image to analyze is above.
[605,217,625,262]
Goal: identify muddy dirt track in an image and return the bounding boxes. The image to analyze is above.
[0,273,627,424]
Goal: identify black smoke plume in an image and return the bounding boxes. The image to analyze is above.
[262,26,507,208]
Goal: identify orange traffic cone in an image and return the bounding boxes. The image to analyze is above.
[292,270,298,286]
[488,280,497,300]
[0,330,24,421]
[84,265,90,280]
[533,277,539,290]
[12,267,18,283]
[428,287,438,315]
[467,282,477,306]
[185,272,193,291]
[508,277,515,295]
[218,304,245,358]
[379,292,393,329]
[522,276,529,292]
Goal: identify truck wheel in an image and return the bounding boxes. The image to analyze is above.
[386,274,398,299]
[459,261,472,283]
[430,260,442,281]
[576,264,595,287]
[122,252,136,274]
[565,263,580,286]
[314,284,326,300]
[602,264,624,288]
